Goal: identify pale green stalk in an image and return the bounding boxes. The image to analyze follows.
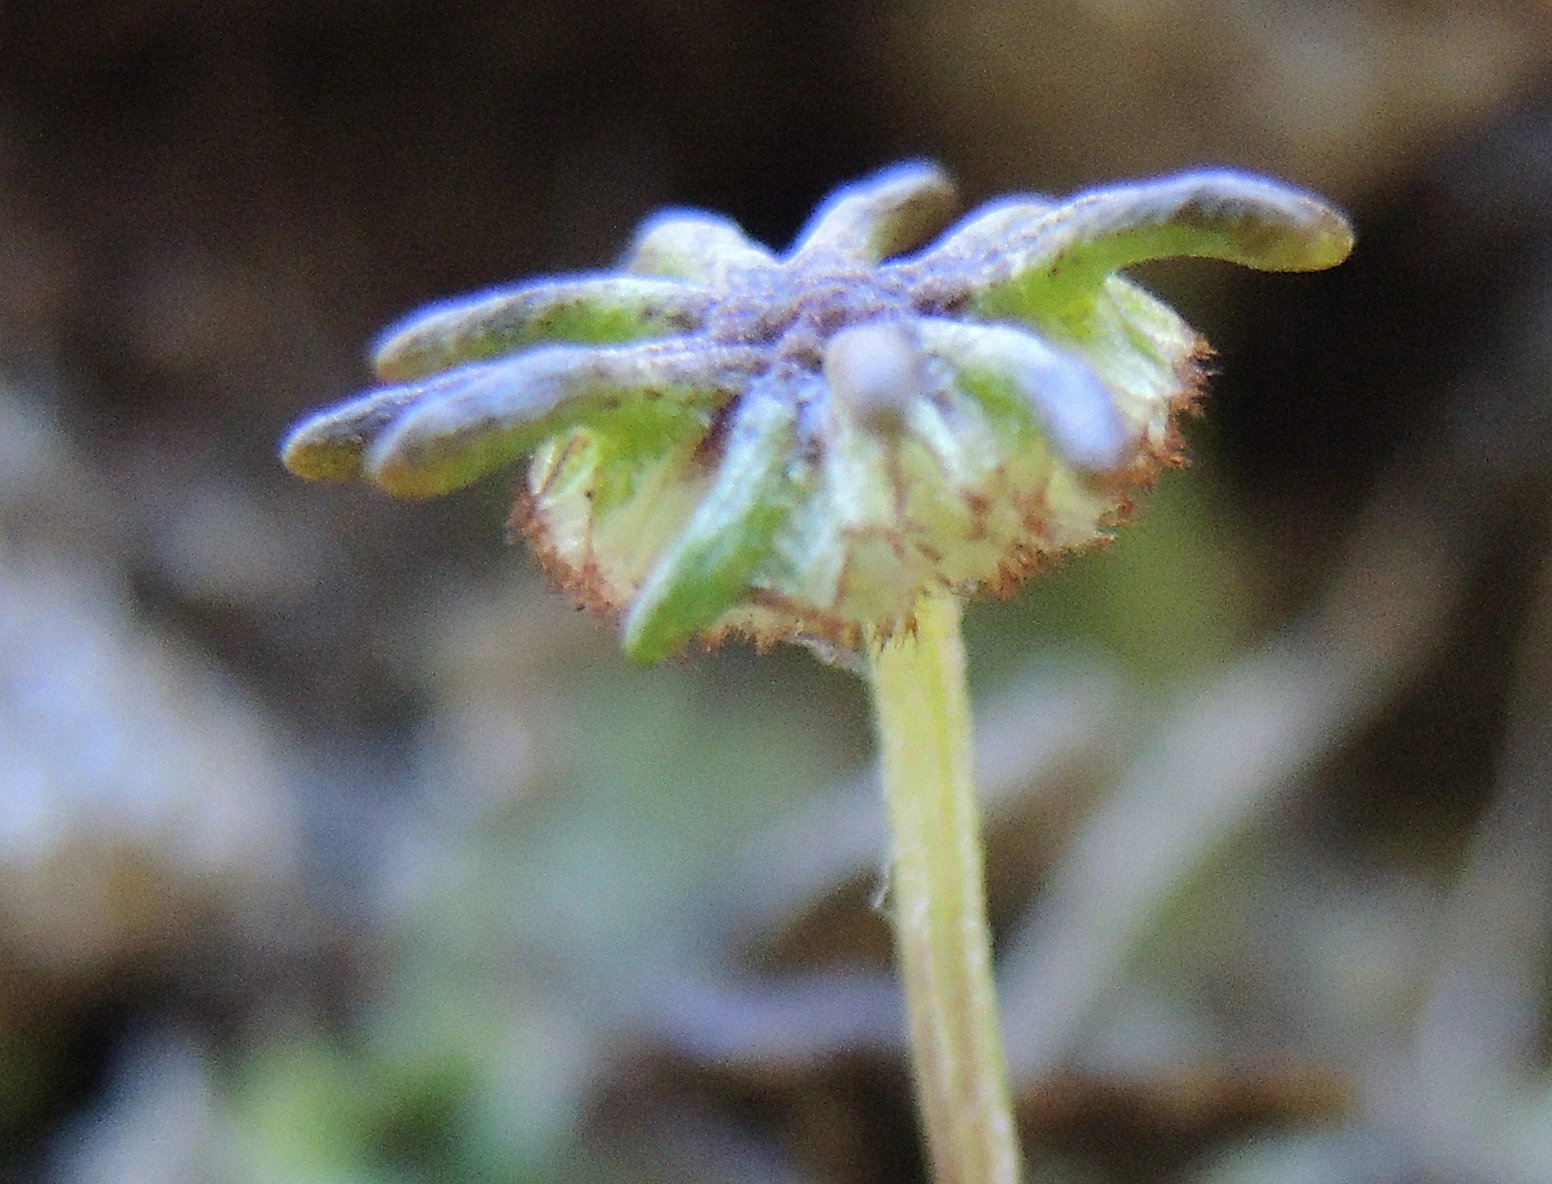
[869,591,1021,1184]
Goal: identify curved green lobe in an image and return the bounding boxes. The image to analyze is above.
[622,385,798,663]
[623,211,777,283]
[373,275,710,382]
[972,169,1354,319]
[791,161,959,265]
[361,342,765,499]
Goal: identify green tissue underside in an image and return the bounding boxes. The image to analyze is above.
[581,400,714,518]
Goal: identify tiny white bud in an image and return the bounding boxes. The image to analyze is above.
[823,321,925,434]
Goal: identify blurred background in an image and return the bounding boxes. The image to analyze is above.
[2,1,1552,1181]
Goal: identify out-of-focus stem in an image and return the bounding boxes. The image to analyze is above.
[868,591,1021,1184]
